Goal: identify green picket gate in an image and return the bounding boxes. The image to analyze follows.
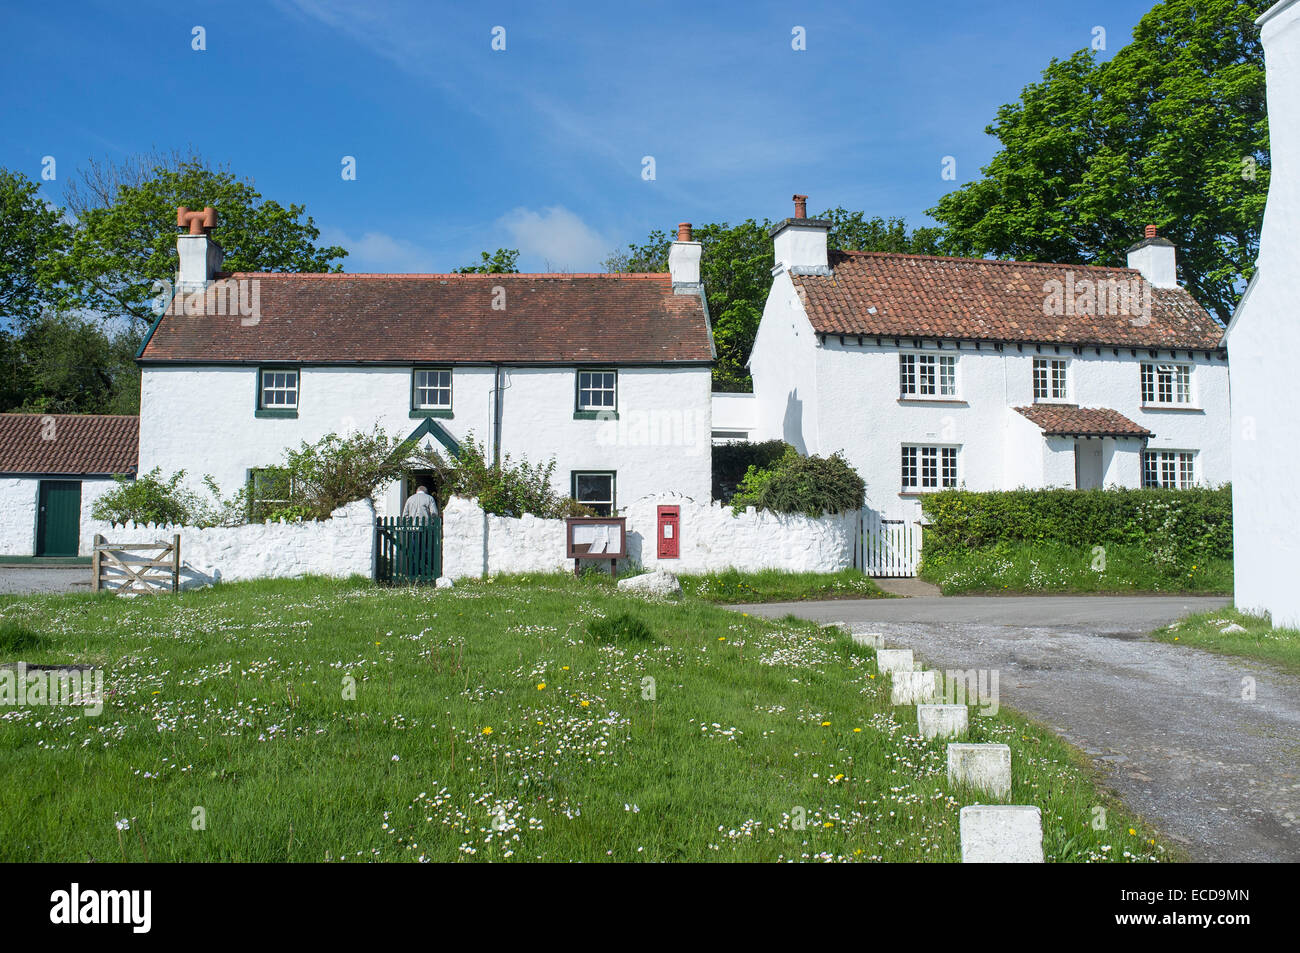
[374,515,441,584]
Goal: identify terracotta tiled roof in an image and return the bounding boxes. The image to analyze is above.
[0,414,139,476]
[793,251,1224,349]
[1013,404,1152,438]
[139,272,714,364]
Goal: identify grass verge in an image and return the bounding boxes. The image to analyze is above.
[0,574,1164,862]
[919,542,1231,596]
[1152,607,1300,674]
[677,568,886,603]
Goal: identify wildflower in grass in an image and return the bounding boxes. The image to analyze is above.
[561,666,570,671]
[580,700,590,708]
[1128,828,1136,836]
[115,818,129,831]
[482,727,493,735]
[821,721,831,727]
[823,821,833,828]
[853,728,862,733]
[536,683,546,690]
[392,755,400,762]
[718,636,726,642]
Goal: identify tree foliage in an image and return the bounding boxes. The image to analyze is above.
[730,448,866,517]
[64,154,347,331]
[929,0,1268,321]
[0,312,141,414]
[415,433,594,518]
[455,248,520,273]
[0,168,70,324]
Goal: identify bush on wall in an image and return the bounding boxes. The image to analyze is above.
[920,486,1233,565]
[730,448,866,518]
[712,439,790,503]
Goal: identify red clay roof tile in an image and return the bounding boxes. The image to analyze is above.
[1013,404,1152,438]
[0,414,138,475]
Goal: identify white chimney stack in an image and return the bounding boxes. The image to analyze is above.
[771,193,830,274]
[1126,224,1178,288]
[668,222,701,285]
[176,205,223,294]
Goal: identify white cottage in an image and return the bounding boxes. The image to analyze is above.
[0,414,138,557]
[1225,0,1300,628]
[747,196,1229,521]
[136,214,715,516]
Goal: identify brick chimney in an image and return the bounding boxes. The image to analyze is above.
[1126,224,1177,288]
[770,193,830,274]
[176,206,224,293]
[668,221,701,285]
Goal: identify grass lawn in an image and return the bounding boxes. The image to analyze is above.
[675,568,887,603]
[920,542,1232,596]
[0,575,1167,862]
[1152,608,1300,674]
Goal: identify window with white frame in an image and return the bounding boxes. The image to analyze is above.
[1033,357,1068,401]
[412,368,452,410]
[899,353,957,398]
[572,471,615,516]
[259,369,298,410]
[1143,450,1196,489]
[901,445,958,491]
[577,370,617,412]
[1140,362,1192,405]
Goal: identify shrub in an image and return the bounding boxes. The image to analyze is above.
[920,486,1233,563]
[712,439,791,503]
[417,433,595,519]
[90,468,244,527]
[730,448,866,517]
[279,427,411,521]
[586,612,655,644]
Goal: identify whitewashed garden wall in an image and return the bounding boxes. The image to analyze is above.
[79,500,375,588]
[442,493,860,580]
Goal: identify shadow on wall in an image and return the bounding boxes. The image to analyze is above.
[783,389,806,455]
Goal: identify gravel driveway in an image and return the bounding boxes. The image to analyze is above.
[736,595,1300,863]
[0,566,93,595]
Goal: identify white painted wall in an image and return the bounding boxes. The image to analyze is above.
[80,500,374,587]
[139,363,712,509]
[711,392,757,441]
[0,477,123,557]
[440,493,860,580]
[1226,0,1300,628]
[753,304,1230,520]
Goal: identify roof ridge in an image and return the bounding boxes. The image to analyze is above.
[0,412,138,421]
[830,249,1141,274]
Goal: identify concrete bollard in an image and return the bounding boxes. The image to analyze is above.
[875,648,914,675]
[947,743,1012,799]
[959,806,1044,863]
[851,631,884,649]
[890,670,936,705]
[917,704,969,739]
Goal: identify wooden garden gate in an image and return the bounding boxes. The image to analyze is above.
[374,515,441,584]
[92,534,181,594]
[856,513,922,578]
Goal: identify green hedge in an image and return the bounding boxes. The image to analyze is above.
[730,448,866,517]
[920,487,1232,561]
[712,439,790,503]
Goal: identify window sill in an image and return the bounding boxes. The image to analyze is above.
[255,409,298,419]
[574,410,619,420]
[898,489,956,497]
[1140,404,1202,412]
[410,409,454,418]
[898,397,967,405]
[1033,398,1072,405]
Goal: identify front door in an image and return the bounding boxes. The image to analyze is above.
[36,480,81,556]
[1074,442,1104,490]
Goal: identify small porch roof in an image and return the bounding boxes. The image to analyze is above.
[1013,404,1152,439]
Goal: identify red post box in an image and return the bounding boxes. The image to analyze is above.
[657,505,680,558]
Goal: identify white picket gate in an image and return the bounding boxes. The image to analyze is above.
[856,512,922,577]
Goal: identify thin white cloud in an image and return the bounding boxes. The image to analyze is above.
[498,206,611,272]
[319,226,439,273]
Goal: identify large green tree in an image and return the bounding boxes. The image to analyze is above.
[930,0,1268,322]
[0,168,71,324]
[65,156,347,331]
[1,312,141,415]
[607,211,941,391]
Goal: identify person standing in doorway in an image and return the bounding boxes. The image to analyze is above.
[402,485,439,520]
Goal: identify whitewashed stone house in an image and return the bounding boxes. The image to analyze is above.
[1225,0,1300,628]
[136,215,715,517]
[0,414,138,557]
[746,195,1229,522]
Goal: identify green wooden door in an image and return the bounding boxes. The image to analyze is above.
[36,480,81,556]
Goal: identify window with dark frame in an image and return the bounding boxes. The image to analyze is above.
[572,471,615,516]
[1142,450,1196,489]
[259,369,298,409]
[248,467,293,520]
[577,370,616,411]
[412,368,452,410]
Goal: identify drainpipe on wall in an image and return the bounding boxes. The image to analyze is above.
[492,365,506,468]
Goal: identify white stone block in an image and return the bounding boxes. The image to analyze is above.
[890,670,936,705]
[947,743,1012,799]
[851,631,884,648]
[917,704,969,739]
[876,648,914,675]
[960,806,1044,863]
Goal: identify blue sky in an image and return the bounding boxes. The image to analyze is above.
[2,0,1160,273]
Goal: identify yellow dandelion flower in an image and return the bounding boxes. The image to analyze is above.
[821,721,831,727]
[482,727,493,735]
[580,700,590,708]
[823,821,833,828]
[853,727,862,733]
[1128,828,1136,836]
[561,666,570,671]
[536,683,546,690]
